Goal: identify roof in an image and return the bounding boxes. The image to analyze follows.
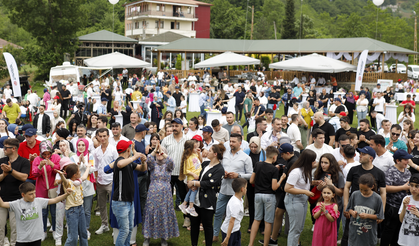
[78,30,138,43]
[139,31,189,43]
[157,37,418,54]
[125,0,212,7]
[0,38,23,49]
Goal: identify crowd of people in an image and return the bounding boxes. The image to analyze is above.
[0,70,419,246]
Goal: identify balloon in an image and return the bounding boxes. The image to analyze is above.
[373,0,384,6]
[109,0,119,4]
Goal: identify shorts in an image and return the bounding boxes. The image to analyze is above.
[254,193,276,223]
[276,190,286,210]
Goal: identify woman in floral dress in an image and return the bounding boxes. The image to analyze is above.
[143,143,179,246]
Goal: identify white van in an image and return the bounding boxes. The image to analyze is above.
[408,65,419,79]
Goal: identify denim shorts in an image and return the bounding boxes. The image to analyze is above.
[254,193,276,223]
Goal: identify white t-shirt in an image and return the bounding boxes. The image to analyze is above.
[247,116,256,133]
[4,88,13,98]
[305,143,334,163]
[342,161,361,179]
[113,91,123,102]
[375,113,386,131]
[378,128,391,139]
[398,195,419,245]
[185,129,203,140]
[180,100,187,114]
[373,97,386,112]
[287,167,310,190]
[373,151,394,173]
[287,123,301,152]
[221,196,244,234]
[356,98,369,112]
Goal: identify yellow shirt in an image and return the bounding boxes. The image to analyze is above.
[64,179,84,210]
[184,153,202,181]
[131,91,142,101]
[301,108,314,128]
[3,103,20,124]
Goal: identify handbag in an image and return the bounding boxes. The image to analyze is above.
[44,165,58,199]
[308,186,322,204]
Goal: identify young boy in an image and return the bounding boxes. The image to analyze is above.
[248,146,286,246]
[0,182,72,246]
[398,173,419,245]
[221,178,247,246]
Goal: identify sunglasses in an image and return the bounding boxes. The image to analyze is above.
[391,132,401,136]
[3,146,14,150]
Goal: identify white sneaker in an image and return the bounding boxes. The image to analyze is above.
[47,218,51,227]
[178,204,188,214]
[55,238,62,246]
[143,238,150,246]
[49,227,54,232]
[311,225,315,232]
[4,237,10,246]
[95,225,110,235]
[41,232,47,242]
[95,211,100,216]
[186,206,198,217]
[337,240,342,245]
[87,230,91,240]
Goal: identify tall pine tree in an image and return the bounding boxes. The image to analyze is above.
[282,0,297,39]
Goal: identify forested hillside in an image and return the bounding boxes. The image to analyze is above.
[0,0,418,79]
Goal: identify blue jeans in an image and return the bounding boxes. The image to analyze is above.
[357,110,367,125]
[267,104,277,118]
[213,193,232,237]
[200,104,207,120]
[185,188,198,203]
[284,193,308,246]
[65,205,88,246]
[112,201,134,246]
[83,195,93,230]
[42,204,56,232]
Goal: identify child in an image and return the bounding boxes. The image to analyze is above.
[248,146,286,246]
[221,178,247,246]
[179,94,187,114]
[346,173,384,246]
[0,182,72,246]
[312,185,340,246]
[398,173,419,245]
[178,140,202,217]
[56,163,91,246]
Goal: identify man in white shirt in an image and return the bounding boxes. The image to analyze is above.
[69,81,79,97]
[71,124,95,152]
[32,105,51,137]
[342,145,360,178]
[372,83,383,96]
[87,83,94,98]
[309,75,316,87]
[291,75,299,85]
[211,119,229,144]
[157,70,164,86]
[92,78,100,92]
[50,85,59,99]
[93,128,119,235]
[223,82,234,94]
[331,134,359,168]
[109,122,128,146]
[27,91,40,111]
[223,125,249,152]
[378,119,391,138]
[261,118,288,150]
[287,114,303,152]
[3,85,13,99]
[301,74,307,83]
[122,68,129,86]
[305,128,333,163]
[371,111,386,131]
[370,134,395,173]
[316,76,326,86]
[372,92,386,114]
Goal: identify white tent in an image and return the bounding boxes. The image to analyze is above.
[269,53,356,73]
[84,52,151,69]
[194,51,260,68]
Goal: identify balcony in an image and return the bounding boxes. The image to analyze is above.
[127,10,196,21]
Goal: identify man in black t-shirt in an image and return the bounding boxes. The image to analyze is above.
[357,119,376,149]
[0,138,31,245]
[60,85,72,119]
[311,112,335,146]
[172,86,182,107]
[335,116,357,148]
[319,89,330,114]
[112,140,146,246]
[268,87,281,118]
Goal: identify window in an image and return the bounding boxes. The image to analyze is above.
[176,22,180,29]
[135,22,140,29]
[162,5,165,12]
[155,20,159,28]
[187,7,191,14]
[160,21,164,28]
[142,20,147,27]
[156,4,160,11]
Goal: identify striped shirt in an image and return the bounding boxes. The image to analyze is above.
[161,133,188,176]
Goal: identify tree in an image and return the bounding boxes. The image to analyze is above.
[2,0,88,78]
[336,13,367,38]
[283,0,297,39]
[175,54,182,70]
[210,0,246,39]
[0,45,27,79]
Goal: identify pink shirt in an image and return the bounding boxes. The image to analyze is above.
[32,154,61,198]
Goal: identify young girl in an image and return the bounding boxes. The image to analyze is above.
[197,115,206,130]
[185,117,203,140]
[57,163,90,246]
[178,140,202,217]
[346,174,384,246]
[398,173,419,245]
[146,133,160,155]
[312,185,340,246]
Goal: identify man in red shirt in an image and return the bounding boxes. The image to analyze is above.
[17,127,40,184]
[400,94,416,109]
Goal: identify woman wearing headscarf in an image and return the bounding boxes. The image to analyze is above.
[7,123,18,138]
[52,128,75,153]
[43,88,51,110]
[32,140,61,239]
[70,138,96,237]
[244,137,267,233]
[344,92,356,124]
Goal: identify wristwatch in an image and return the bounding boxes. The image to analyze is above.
[324,210,329,215]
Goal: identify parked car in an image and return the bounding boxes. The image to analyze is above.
[389,64,406,73]
[408,65,419,79]
[372,62,389,72]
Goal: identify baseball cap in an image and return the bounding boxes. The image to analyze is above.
[117,140,133,154]
[377,83,381,86]
[166,91,171,95]
[278,143,293,153]
[398,79,402,82]
[202,126,213,133]
[393,149,413,160]
[279,136,291,145]
[221,107,227,114]
[101,98,109,102]
[53,96,60,100]
[171,118,183,125]
[410,173,419,184]
[334,98,342,103]
[22,124,34,132]
[175,86,179,89]
[356,146,376,159]
[135,124,149,132]
[339,112,347,116]
[192,135,203,142]
[25,128,37,137]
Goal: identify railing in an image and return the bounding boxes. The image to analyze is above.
[127,10,194,19]
[160,70,210,78]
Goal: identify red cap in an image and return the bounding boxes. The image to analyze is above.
[53,96,60,99]
[117,140,133,153]
[192,135,203,142]
[339,112,347,116]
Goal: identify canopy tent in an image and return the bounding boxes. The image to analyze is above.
[269,53,356,73]
[83,52,151,69]
[194,51,260,68]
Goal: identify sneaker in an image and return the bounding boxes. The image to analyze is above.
[143,238,150,246]
[95,211,100,216]
[337,240,341,245]
[87,230,91,240]
[182,217,191,228]
[178,204,188,214]
[95,225,110,235]
[4,237,10,246]
[161,238,168,246]
[55,238,62,246]
[186,206,198,217]
[258,238,278,246]
[311,224,315,232]
[41,232,47,242]
[49,227,54,232]
[47,218,51,228]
